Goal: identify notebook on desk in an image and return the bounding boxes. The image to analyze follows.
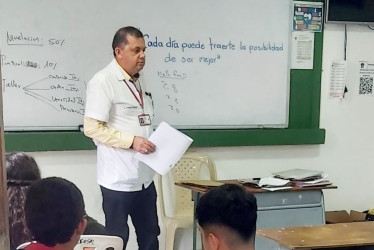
[273,169,323,181]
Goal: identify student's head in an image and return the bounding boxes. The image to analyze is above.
[196,184,257,250]
[6,152,41,182]
[6,152,41,249]
[25,177,87,248]
[112,26,146,78]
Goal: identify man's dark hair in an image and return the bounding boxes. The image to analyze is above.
[196,184,257,242]
[112,26,144,56]
[25,177,85,247]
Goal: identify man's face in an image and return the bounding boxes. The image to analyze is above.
[115,35,146,78]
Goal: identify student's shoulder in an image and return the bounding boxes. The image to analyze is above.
[84,215,108,235]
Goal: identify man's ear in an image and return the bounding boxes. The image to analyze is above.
[77,217,88,235]
[114,47,122,58]
[207,232,220,250]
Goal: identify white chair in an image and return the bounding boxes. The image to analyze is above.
[17,236,123,250]
[74,235,123,250]
[16,242,33,249]
[157,151,216,250]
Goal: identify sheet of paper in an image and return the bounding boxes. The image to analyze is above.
[329,60,347,99]
[258,177,290,187]
[134,121,193,175]
[262,186,293,192]
[291,31,314,69]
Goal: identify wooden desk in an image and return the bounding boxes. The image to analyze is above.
[257,221,374,249]
[176,180,337,250]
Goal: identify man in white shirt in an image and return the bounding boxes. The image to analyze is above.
[84,26,159,250]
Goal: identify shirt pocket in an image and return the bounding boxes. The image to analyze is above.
[143,93,154,120]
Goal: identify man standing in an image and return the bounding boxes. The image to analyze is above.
[84,26,159,250]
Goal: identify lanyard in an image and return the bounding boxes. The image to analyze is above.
[124,79,143,109]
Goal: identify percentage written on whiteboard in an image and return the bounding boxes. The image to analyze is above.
[48,39,65,46]
[44,60,58,70]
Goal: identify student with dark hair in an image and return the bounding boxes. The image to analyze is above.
[196,184,258,250]
[6,152,108,250]
[20,177,87,250]
[6,152,41,250]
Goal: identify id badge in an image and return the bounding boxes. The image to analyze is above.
[138,113,151,126]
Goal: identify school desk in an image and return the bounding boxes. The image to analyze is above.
[257,221,374,249]
[175,180,337,250]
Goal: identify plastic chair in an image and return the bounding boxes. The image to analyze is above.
[158,151,216,250]
[16,236,123,250]
[16,241,32,249]
[74,235,123,250]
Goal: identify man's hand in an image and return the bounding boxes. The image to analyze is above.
[131,136,156,154]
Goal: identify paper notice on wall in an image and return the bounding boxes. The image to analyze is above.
[329,60,347,99]
[291,31,314,69]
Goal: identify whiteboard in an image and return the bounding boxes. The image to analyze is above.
[0,0,291,131]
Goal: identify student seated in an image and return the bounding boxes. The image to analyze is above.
[6,152,41,250]
[20,177,88,250]
[196,184,258,250]
[6,152,108,250]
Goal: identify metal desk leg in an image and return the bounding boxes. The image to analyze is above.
[192,191,201,250]
[321,190,326,224]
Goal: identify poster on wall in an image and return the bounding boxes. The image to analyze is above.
[356,61,374,96]
[293,1,323,32]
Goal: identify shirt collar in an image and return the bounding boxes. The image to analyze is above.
[115,59,136,83]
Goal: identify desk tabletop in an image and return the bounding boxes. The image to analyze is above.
[175,179,337,194]
[257,221,374,249]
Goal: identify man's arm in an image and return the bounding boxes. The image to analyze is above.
[83,117,156,153]
[83,117,134,149]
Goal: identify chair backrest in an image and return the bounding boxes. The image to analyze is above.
[74,235,123,250]
[16,241,32,249]
[158,151,216,217]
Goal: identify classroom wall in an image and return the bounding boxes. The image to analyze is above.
[25,23,374,250]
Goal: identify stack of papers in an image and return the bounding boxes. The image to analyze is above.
[292,174,332,187]
[273,168,332,187]
[238,169,332,191]
[272,168,323,180]
[238,177,292,191]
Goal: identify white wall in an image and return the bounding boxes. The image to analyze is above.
[23,23,374,250]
